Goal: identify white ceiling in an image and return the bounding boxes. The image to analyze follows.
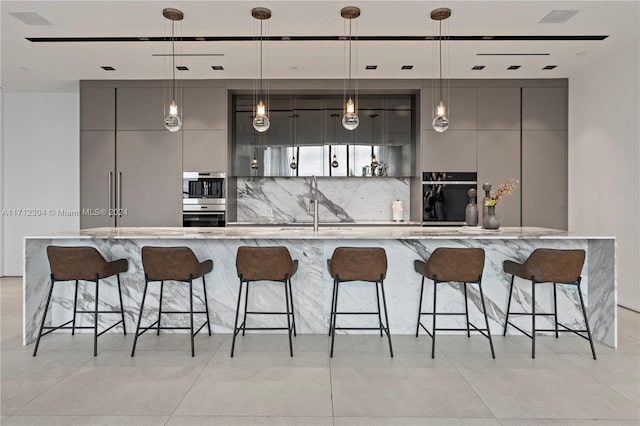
[1,0,638,91]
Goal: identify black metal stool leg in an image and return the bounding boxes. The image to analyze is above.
[416,277,425,337]
[202,275,212,336]
[375,280,384,337]
[284,277,293,357]
[463,282,471,338]
[131,277,150,357]
[531,278,536,359]
[189,276,195,357]
[576,281,597,360]
[33,276,56,356]
[478,281,496,359]
[330,280,340,357]
[157,280,164,336]
[72,280,79,335]
[553,282,559,338]
[117,274,127,335]
[230,278,244,357]
[503,275,515,336]
[242,280,249,336]
[93,274,100,357]
[329,278,337,336]
[288,278,297,337]
[431,279,438,359]
[379,279,394,358]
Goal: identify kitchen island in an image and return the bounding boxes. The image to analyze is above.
[23,226,616,348]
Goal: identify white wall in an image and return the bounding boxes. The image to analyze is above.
[1,90,80,276]
[568,42,640,311]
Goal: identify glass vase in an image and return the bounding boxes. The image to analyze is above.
[483,205,500,230]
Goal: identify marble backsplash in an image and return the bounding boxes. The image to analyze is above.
[236,177,410,223]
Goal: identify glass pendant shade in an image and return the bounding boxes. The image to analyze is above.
[290,157,298,170]
[253,100,270,132]
[164,100,182,132]
[251,157,259,170]
[331,154,339,168]
[432,100,449,133]
[342,98,359,130]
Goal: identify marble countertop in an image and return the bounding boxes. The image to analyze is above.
[25,226,615,240]
[227,221,423,226]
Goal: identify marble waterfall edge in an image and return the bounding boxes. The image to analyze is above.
[236,177,410,223]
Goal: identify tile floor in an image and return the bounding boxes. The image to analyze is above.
[1,276,639,425]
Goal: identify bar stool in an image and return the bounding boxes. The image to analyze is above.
[328,247,393,358]
[503,248,596,359]
[33,246,128,357]
[415,248,495,358]
[131,246,212,357]
[231,246,298,357]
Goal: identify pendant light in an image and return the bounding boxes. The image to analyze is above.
[341,6,360,131]
[162,8,183,132]
[370,114,379,174]
[252,7,271,133]
[331,113,340,168]
[289,113,298,170]
[250,130,259,172]
[431,8,451,133]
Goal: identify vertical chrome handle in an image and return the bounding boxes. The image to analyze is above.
[108,172,113,217]
[117,172,122,217]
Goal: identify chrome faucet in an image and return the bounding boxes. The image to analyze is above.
[308,175,319,231]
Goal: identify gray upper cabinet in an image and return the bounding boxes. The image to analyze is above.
[81,88,115,130]
[477,131,521,226]
[421,87,477,131]
[522,87,567,130]
[183,88,226,130]
[477,88,521,130]
[116,88,166,131]
[522,130,567,229]
[183,130,227,172]
[80,131,116,229]
[422,130,477,172]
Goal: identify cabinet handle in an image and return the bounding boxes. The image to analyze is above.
[117,172,122,217]
[108,172,113,217]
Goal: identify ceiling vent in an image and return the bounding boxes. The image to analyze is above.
[8,12,51,25]
[539,10,579,24]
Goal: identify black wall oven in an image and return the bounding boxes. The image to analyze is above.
[183,172,226,227]
[422,171,477,226]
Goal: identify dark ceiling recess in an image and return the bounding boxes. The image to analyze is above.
[365,65,377,70]
[176,66,189,70]
[211,65,224,70]
[472,65,485,70]
[543,65,557,70]
[101,66,116,71]
[507,65,522,70]
[25,35,608,43]
[401,65,413,70]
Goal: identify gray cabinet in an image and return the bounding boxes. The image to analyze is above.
[477,88,520,130]
[422,130,477,172]
[81,88,115,130]
[183,88,226,130]
[522,88,567,130]
[522,130,567,229]
[477,131,521,226]
[116,88,167,131]
[183,130,227,172]
[80,131,116,228]
[116,131,182,227]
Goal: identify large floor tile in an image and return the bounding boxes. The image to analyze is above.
[334,417,501,425]
[166,416,334,425]
[446,351,584,371]
[498,419,640,426]
[458,367,640,420]
[427,335,561,356]
[208,349,330,369]
[173,367,332,417]
[331,367,493,418]
[0,415,168,425]
[329,350,454,369]
[14,365,205,416]
[217,334,329,354]
[106,333,226,353]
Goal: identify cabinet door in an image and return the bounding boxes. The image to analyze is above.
[422,130,477,172]
[80,131,115,229]
[522,87,567,130]
[116,131,182,227]
[116,88,167,131]
[477,131,521,226]
[183,88,227,130]
[522,130,567,229]
[81,88,115,130]
[183,130,227,172]
[477,88,520,130]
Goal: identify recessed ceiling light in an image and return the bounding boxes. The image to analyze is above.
[401,65,413,70]
[507,65,521,70]
[176,66,189,71]
[211,65,224,70]
[365,65,377,70]
[539,10,580,24]
[543,65,557,70]
[8,12,52,25]
[101,66,116,71]
[472,65,485,70]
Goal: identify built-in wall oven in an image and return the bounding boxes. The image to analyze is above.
[422,171,477,226]
[183,172,226,227]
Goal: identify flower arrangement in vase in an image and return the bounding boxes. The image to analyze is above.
[483,178,519,229]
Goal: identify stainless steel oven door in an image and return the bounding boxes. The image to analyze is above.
[182,210,226,227]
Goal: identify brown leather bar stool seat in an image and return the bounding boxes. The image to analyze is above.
[131,246,212,357]
[328,247,393,358]
[503,248,596,359]
[33,246,128,357]
[415,248,495,358]
[231,246,298,357]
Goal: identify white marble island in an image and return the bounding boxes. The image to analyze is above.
[24,226,616,348]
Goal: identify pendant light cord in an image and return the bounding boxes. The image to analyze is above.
[259,20,263,97]
[438,19,442,102]
[171,20,176,102]
[348,19,352,96]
